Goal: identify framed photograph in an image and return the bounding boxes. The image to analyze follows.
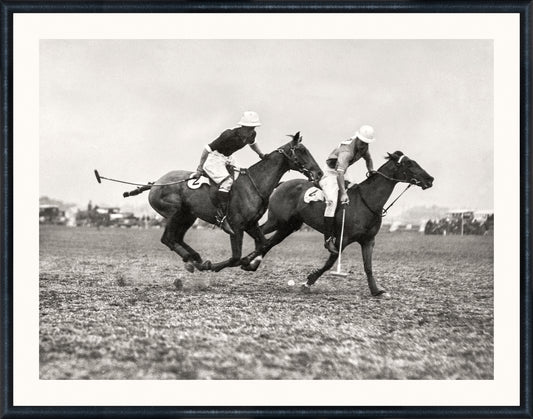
[1,1,531,417]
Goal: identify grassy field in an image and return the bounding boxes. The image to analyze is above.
[39,225,493,380]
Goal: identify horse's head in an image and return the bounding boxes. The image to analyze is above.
[380,151,434,189]
[277,132,323,184]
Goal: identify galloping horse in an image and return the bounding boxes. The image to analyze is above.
[241,151,434,296]
[124,133,323,273]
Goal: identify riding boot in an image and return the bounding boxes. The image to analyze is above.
[323,216,338,255]
[215,190,235,235]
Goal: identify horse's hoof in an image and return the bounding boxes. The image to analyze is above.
[184,262,195,273]
[197,260,212,271]
[241,263,258,272]
[372,289,389,298]
[240,256,251,266]
[245,256,262,271]
[248,260,261,271]
[300,283,312,293]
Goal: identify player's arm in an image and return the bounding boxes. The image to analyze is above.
[336,152,351,205]
[249,142,265,159]
[363,150,375,173]
[194,146,210,177]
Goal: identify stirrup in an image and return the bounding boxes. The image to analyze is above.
[324,237,339,255]
[216,214,235,235]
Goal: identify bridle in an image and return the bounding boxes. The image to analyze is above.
[277,144,316,183]
[241,144,316,207]
[360,155,420,217]
[370,156,424,187]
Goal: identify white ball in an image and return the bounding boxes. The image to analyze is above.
[287,279,295,286]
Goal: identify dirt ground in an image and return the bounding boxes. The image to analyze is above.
[39,225,493,379]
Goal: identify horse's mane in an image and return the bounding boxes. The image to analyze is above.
[248,138,295,171]
[348,150,404,191]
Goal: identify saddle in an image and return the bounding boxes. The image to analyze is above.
[186,175,212,190]
[186,165,241,191]
[303,181,357,204]
[303,186,325,203]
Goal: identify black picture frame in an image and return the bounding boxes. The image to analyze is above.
[1,1,531,418]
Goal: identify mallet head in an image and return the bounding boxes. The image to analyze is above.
[331,271,348,278]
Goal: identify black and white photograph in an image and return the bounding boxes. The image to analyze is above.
[6,9,525,411]
[39,37,492,380]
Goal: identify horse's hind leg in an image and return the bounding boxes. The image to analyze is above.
[261,216,279,235]
[241,219,302,271]
[174,214,205,272]
[161,211,200,270]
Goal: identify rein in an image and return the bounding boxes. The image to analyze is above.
[238,167,268,206]
[359,170,415,217]
[242,145,313,206]
[277,146,313,181]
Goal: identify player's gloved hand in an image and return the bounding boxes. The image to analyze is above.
[192,169,204,178]
[340,192,350,205]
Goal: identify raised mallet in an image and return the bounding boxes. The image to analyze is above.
[331,204,348,277]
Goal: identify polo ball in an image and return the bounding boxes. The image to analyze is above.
[287,279,295,286]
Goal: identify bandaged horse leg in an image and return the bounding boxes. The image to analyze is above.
[241,219,303,271]
[208,230,244,272]
[240,223,268,271]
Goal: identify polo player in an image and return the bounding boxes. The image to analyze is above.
[194,111,265,234]
[319,125,376,254]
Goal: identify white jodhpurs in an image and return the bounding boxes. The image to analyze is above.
[203,151,237,192]
[319,166,339,217]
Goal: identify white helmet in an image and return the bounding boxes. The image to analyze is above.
[354,125,375,143]
[238,111,261,127]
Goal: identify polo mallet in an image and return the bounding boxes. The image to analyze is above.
[331,203,348,278]
[93,169,187,188]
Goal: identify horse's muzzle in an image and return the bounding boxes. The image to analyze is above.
[421,175,434,190]
[311,170,324,185]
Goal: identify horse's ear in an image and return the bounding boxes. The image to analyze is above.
[292,131,302,144]
[387,151,404,162]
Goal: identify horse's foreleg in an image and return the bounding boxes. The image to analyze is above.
[208,230,244,272]
[306,253,338,286]
[240,223,267,270]
[361,239,386,296]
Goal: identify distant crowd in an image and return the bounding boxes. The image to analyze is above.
[424,214,493,236]
[41,202,494,236]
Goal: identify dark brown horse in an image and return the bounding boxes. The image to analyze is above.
[241,151,434,296]
[124,133,323,273]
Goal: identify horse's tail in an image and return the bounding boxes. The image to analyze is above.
[123,183,153,198]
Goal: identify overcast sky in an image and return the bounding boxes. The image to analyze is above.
[40,39,493,214]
